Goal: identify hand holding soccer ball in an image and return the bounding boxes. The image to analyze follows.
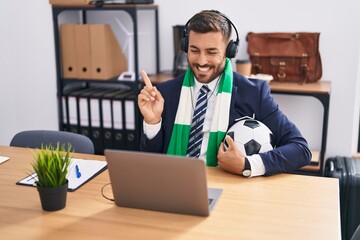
[224,118,275,156]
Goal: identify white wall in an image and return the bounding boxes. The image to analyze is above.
[0,0,360,158]
[0,1,58,145]
[155,0,360,157]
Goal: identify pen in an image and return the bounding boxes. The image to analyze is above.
[75,164,82,178]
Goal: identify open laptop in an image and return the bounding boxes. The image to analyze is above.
[105,149,223,216]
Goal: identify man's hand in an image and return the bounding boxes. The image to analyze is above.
[137,70,164,125]
[217,135,246,175]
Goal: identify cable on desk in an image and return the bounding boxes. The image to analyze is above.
[101,183,114,202]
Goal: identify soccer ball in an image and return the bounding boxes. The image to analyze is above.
[224,118,275,156]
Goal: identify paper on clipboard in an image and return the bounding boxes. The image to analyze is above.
[0,156,9,164]
[16,158,107,191]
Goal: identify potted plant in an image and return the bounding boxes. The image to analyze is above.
[32,143,72,211]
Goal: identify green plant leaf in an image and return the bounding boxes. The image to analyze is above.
[32,143,72,188]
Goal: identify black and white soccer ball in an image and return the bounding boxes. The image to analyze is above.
[224,118,275,156]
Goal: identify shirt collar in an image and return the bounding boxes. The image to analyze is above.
[193,76,220,95]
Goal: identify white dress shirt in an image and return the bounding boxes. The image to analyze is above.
[143,77,265,177]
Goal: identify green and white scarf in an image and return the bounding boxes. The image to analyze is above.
[167,58,233,166]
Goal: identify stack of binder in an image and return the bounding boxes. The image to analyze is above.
[60,24,127,80]
[62,85,139,154]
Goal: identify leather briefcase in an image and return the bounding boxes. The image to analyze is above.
[246,32,322,83]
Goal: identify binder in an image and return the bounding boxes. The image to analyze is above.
[78,92,90,136]
[101,96,113,149]
[111,98,124,149]
[89,95,101,153]
[112,89,133,150]
[74,24,92,79]
[68,95,79,133]
[66,87,95,134]
[101,87,132,150]
[62,86,84,133]
[124,94,139,150]
[60,24,78,79]
[72,88,101,138]
[62,94,71,131]
[63,85,137,153]
[89,24,127,80]
[100,88,130,151]
[89,88,118,154]
[61,96,68,131]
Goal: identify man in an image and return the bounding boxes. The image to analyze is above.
[138,10,311,177]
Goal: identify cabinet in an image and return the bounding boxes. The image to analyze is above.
[269,81,331,176]
[51,4,159,154]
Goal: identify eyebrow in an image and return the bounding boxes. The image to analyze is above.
[189,45,219,52]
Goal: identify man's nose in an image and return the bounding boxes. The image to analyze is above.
[196,53,208,66]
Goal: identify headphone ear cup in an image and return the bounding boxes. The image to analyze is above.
[181,35,188,53]
[226,40,239,58]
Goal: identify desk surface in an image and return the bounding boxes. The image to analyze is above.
[0,146,340,240]
[269,80,331,94]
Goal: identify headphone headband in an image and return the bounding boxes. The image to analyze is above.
[180,11,239,58]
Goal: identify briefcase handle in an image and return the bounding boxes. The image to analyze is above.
[247,32,299,41]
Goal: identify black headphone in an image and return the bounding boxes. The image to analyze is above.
[180,11,240,58]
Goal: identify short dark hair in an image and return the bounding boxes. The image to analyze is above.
[187,10,232,42]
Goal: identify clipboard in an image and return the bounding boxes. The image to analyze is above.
[0,156,9,164]
[16,158,107,192]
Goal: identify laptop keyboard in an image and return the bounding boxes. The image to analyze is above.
[208,198,214,205]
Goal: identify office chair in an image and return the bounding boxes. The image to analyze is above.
[10,130,95,154]
[351,224,360,240]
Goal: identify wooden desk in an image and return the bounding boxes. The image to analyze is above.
[149,71,173,84]
[0,146,340,239]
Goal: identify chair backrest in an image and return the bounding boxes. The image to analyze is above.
[351,224,360,240]
[10,130,95,154]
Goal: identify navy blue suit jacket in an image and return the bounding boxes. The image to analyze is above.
[140,72,312,175]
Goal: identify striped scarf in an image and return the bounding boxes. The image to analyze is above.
[167,58,233,166]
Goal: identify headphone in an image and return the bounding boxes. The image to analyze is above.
[180,11,240,58]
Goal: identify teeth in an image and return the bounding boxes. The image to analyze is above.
[198,66,209,72]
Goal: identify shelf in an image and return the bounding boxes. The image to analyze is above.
[269,80,331,95]
[52,4,159,154]
[270,80,331,176]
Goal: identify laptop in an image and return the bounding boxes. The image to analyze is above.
[105,149,223,216]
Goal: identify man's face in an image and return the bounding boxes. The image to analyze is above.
[187,30,228,83]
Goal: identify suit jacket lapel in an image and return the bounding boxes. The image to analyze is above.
[228,84,238,128]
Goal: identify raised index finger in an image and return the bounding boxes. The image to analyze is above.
[141,70,153,88]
